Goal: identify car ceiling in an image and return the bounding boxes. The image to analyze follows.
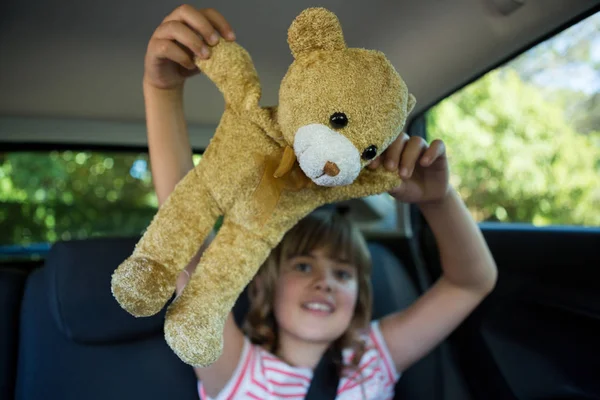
[0,0,598,148]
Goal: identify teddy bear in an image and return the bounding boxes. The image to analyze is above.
[111,7,415,367]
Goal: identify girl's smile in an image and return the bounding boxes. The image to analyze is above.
[273,248,359,345]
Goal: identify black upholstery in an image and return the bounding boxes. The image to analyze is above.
[369,242,419,321]
[0,268,28,400]
[15,238,198,400]
[45,238,168,344]
[370,235,471,400]
[370,241,442,400]
[11,236,428,400]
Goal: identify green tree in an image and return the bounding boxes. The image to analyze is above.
[0,151,158,246]
[427,12,600,227]
[427,69,599,226]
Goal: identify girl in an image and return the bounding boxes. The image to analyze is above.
[144,5,498,399]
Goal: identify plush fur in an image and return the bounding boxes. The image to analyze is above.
[111,7,415,367]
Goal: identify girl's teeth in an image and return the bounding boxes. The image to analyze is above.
[305,302,332,312]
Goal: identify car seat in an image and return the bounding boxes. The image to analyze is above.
[14,235,464,399]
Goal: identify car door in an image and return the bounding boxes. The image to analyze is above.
[409,10,600,400]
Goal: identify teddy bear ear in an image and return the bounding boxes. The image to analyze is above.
[288,7,346,59]
[407,94,417,115]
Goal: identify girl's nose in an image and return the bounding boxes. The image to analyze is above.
[313,270,334,292]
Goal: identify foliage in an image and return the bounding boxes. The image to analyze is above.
[427,12,599,227]
[0,151,158,245]
[427,69,599,226]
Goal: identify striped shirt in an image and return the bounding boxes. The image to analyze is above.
[198,320,400,399]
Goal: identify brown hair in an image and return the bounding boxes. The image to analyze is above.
[242,209,373,371]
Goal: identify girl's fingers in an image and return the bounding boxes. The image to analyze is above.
[399,137,427,178]
[167,5,235,46]
[384,133,409,172]
[367,155,382,170]
[420,139,446,166]
[154,21,209,59]
[367,132,410,171]
[201,8,236,41]
[166,5,219,46]
[149,38,197,70]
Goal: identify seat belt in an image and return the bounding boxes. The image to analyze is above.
[305,347,341,399]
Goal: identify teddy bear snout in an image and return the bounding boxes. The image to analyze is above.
[293,123,361,187]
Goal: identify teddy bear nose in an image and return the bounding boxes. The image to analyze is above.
[323,161,340,177]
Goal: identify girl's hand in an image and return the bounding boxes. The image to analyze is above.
[143,5,236,91]
[368,133,450,204]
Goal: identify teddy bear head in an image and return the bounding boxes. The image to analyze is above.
[278,7,416,187]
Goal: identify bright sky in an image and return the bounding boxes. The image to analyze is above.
[523,13,600,95]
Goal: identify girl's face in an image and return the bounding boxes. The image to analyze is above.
[273,247,359,345]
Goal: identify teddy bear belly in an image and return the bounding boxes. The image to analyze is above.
[195,110,285,214]
[218,186,320,248]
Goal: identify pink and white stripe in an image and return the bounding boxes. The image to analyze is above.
[199,320,400,399]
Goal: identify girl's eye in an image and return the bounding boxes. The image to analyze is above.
[295,263,311,273]
[335,269,353,281]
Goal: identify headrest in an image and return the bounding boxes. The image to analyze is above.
[45,237,168,345]
[368,242,418,320]
[42,236,414,345]
[232,241,416,325]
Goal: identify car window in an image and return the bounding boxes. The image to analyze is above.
[425,12,599,227]
[0,150,203,259]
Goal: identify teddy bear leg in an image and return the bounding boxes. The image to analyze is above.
[112,169,221,317]
[164,220,272,367]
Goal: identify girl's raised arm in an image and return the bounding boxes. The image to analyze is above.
[372,134,498,373]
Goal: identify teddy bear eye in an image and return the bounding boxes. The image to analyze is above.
[362,145,378,160]
[329,112,348,129]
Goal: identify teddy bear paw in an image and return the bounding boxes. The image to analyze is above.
[111,256,177,317]
[164,304,225,367]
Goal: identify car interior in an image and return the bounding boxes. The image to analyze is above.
[1,0,599,399]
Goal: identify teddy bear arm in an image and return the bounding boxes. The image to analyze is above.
[195,41,261,111]
[195,41,285,146]
[321,167,401,204]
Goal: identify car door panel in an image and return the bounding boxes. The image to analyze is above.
[420,223,600,399]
